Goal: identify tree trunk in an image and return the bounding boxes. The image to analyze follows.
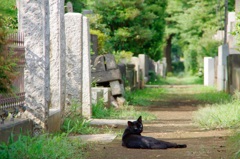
[164,34,173,72]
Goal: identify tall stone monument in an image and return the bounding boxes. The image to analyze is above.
[22,0,50,134]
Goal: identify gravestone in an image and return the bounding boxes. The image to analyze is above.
[22,0,50,134]
[138,54,149,83]
[236,0,240,13]
[82,17,92,118]
[66,2,73,12]
[49,0,66,131]
[65,13,83,112]
[91,34,98,55]
[204,57,215,86]
[217,44,229,91]
[227,54,240,94]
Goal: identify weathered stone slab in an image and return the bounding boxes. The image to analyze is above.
[22,0,50,132]
[82,16,92,118]
[105,54,117,70]
[49,0,66,125]
[66,2,73,12]
[110,81,122,96]
[65,13,83,109]
[92,69,122,83]
[91,87,111,107]
[91,90,103,105]
[126,64,135,90]
[204,57,215,86]
[70,134,117,143]
[92,55,106,72]
[217,44,229,91]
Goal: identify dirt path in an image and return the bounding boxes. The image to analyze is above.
[85,85,231,159]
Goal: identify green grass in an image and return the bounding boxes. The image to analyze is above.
[0,133,86,159]
[228,131,240,159]
[92,99,156,120]
[193,91,240,129]
[148,73,203,85]
[124,87,166,106]
[190,86,231,104]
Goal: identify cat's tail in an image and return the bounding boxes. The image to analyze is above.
[175,144,187,148]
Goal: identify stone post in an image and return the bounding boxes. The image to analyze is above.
[236,0,240,14]
[22,0,50,134]
[16,0,23,32]
[65,13,83,113]
[66,2,73,12]
[82,17,92,118]
[204,57,215,86]
[217,44,229,91]
[139,54,148,83]
[131,57,140,88]
[49,0,66,130]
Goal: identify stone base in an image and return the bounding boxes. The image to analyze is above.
[0,118,33,143]
[48,108,61,133]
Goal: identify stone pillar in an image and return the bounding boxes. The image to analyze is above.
[66,2,73,12]
[22,0,50,134]
[65,13,83,112]
[217,44,229,91]
[236,0,240,13]
[16,0,23,32]
[204,57,215,86]
[91,34,98,55]
[131,57,140,88]
[82,17,92,118]
[139,54,148,83]
[49,0,66,128]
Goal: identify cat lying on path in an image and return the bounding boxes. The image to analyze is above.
[122,116,187,149]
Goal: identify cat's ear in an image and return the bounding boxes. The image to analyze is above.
[137,116,142,123]
[128,121,133,127]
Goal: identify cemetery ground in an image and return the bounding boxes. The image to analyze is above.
[85,82,238,159]
[1,76,239,159]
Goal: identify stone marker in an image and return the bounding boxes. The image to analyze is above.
[65,13,83,111]
[204,57,215,86]
[22,0,50,134]
[66,2,73,12]
[82,16,92,118]
[217,44,229,91]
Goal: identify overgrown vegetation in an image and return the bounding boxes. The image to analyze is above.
[92,99,156,120]
[193,90,239,159]
[147,73,203,85]
[0,133,86,159]
[0,14,19,94]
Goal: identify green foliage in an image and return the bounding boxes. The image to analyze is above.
[0,133,85,159]
[112,50,133,64]
[125,87,166,106]
[90,29,109,55]
[0,0,17,31]
[88,0,167,60]
[0,15,19,94]
[233,12,240,49]
[165,0,233,73]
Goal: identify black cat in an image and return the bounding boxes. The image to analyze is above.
[122,116,187,149]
